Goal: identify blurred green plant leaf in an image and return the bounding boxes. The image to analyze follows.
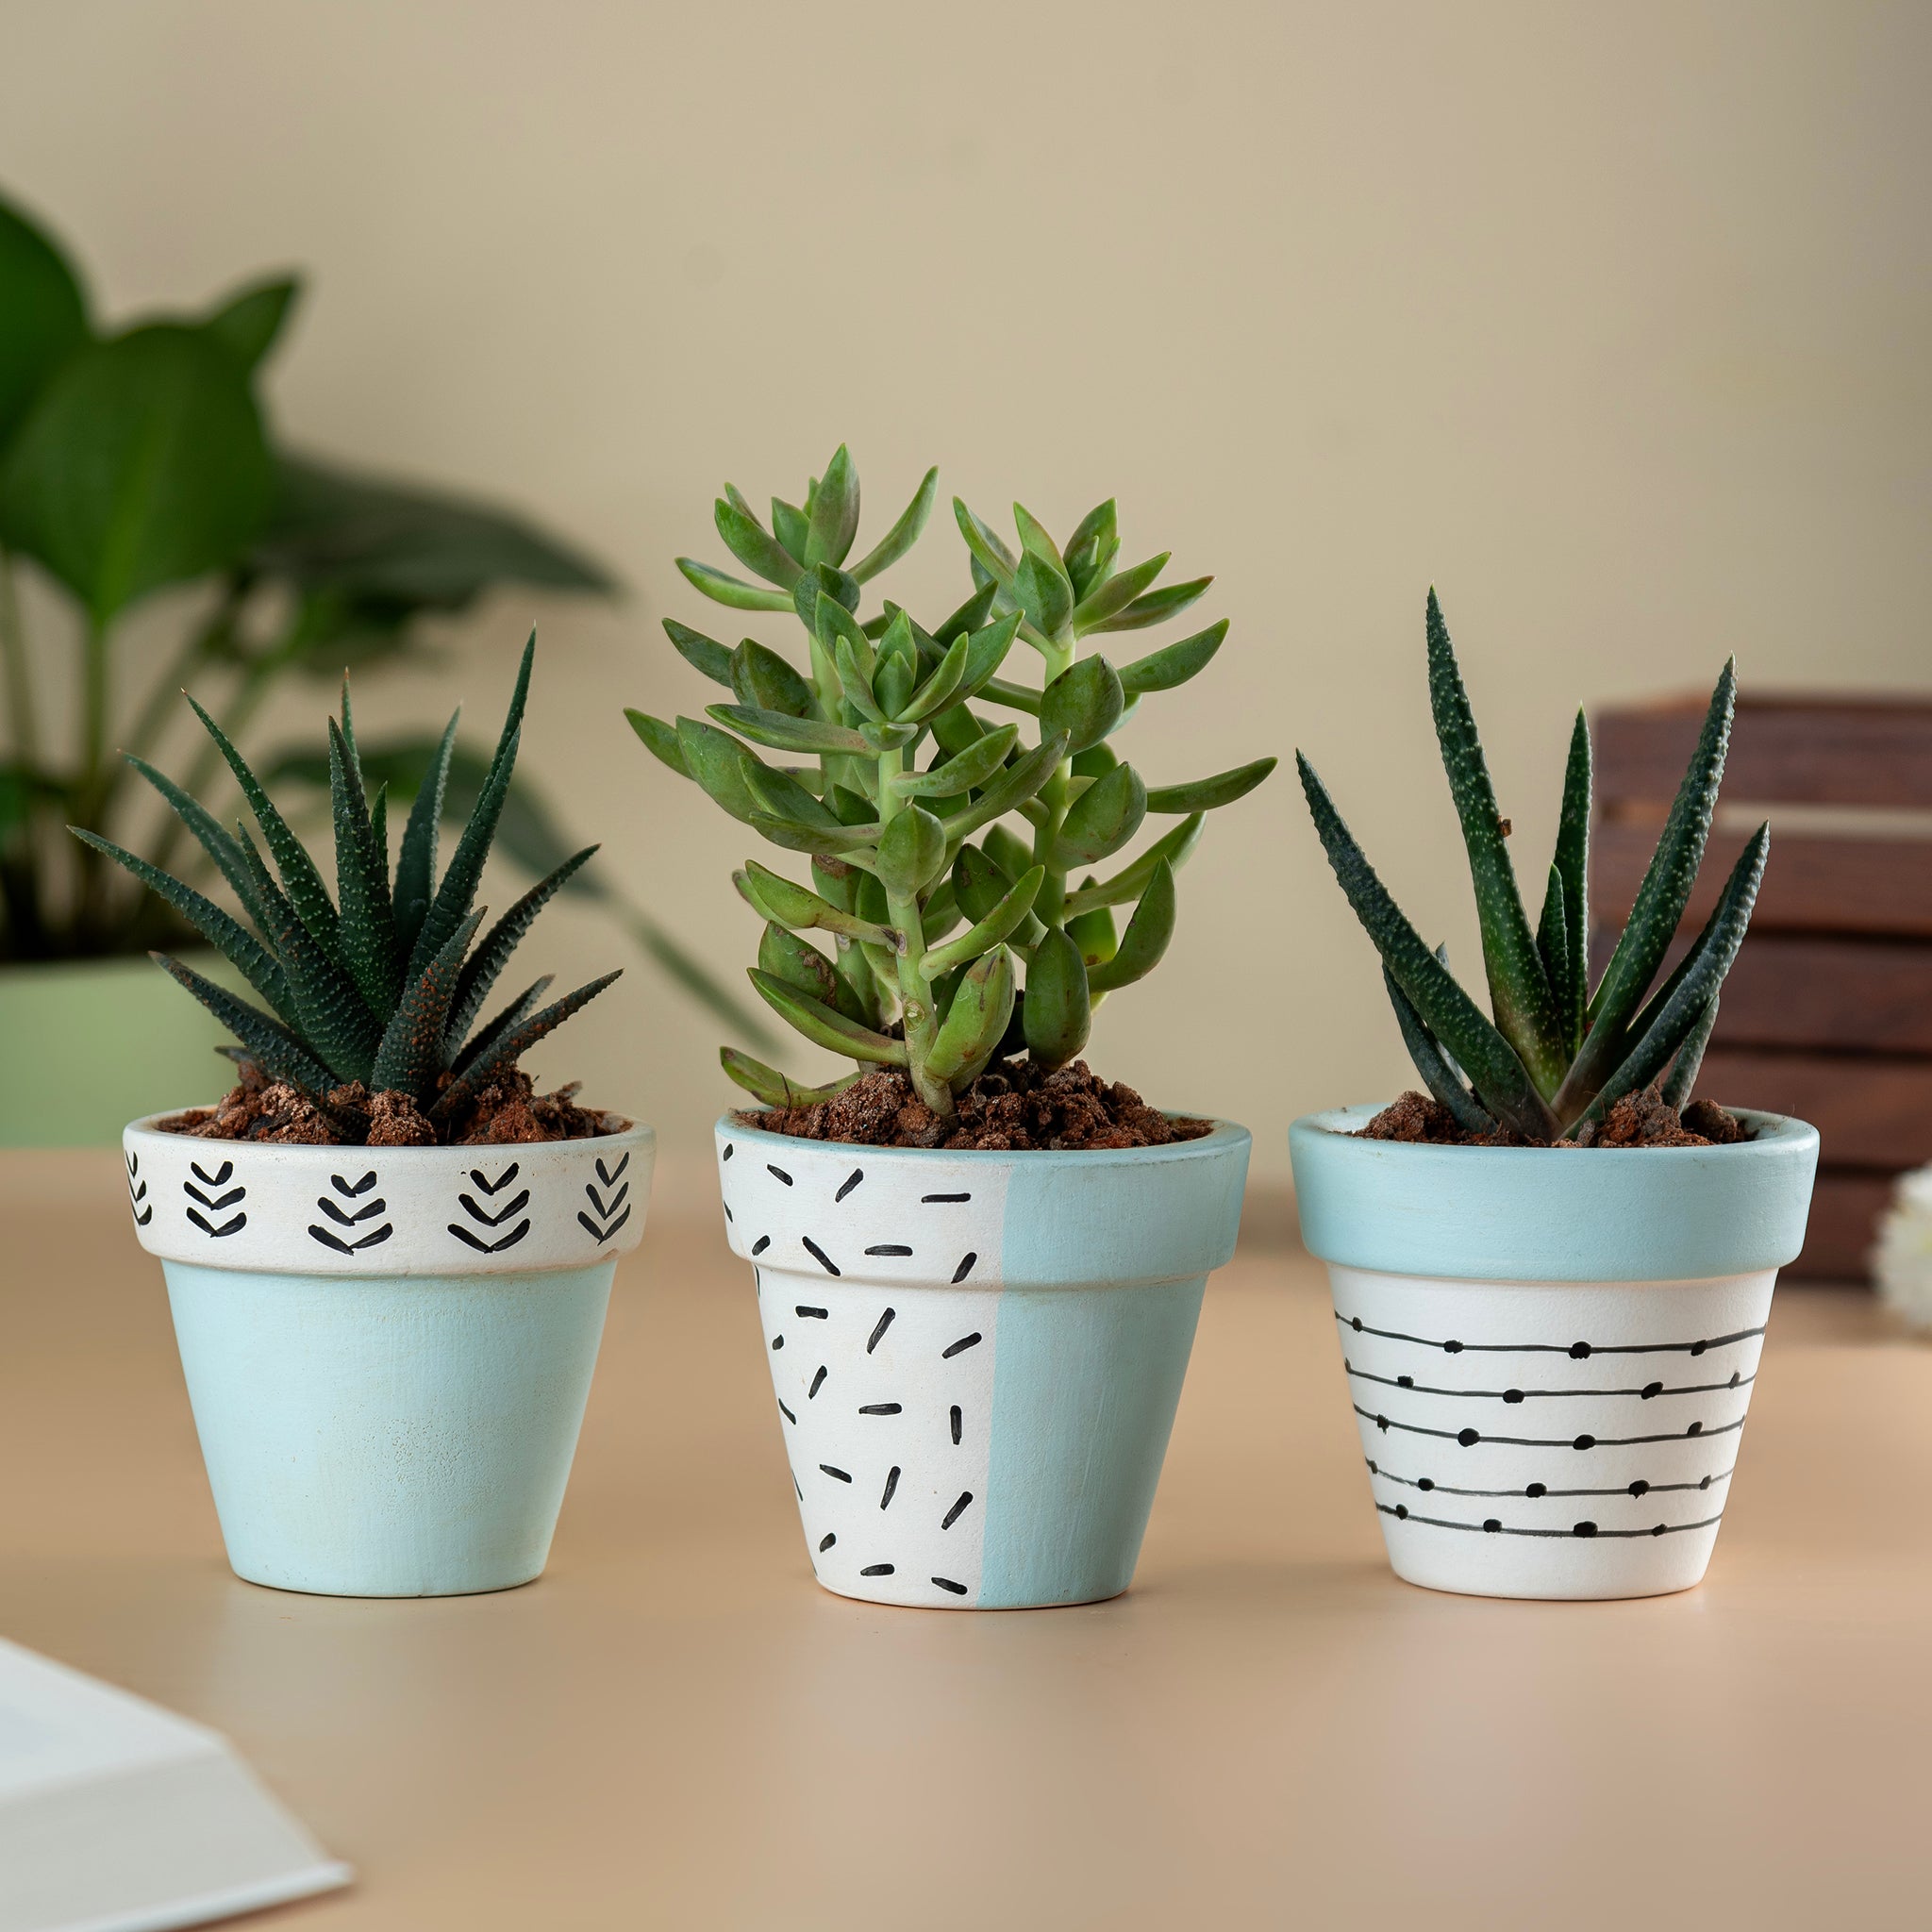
[0,193,89,444]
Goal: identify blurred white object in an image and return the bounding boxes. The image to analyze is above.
[0,1638,349,1932]
[1875,1165,1932,1331]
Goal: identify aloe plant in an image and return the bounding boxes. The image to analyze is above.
[1297,591,1766,1141]
[629,446,1274,1115]
[70,636,619,1132]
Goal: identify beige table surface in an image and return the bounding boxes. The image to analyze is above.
[4,1150,1929,1931]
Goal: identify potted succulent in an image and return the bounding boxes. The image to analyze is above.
[1290,594,1818,1601]
[93,637,648,1597]
[0,190,757,1144]
[630,448,1271,1609]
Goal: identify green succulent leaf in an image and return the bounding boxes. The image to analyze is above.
[445,845,597,1049]
[659,619,734,688]
[720,1047,862,1109]
[747,966,907,1065]
[758,920,841,1006]
[1022,926,1091,1069]
[1086,575,1211,635]
[953,497,1018,587]
[925,944,1016,1087]
[328,717,400,1015]
[922,864,1045,978]
[742,760,839,829]
[125,754,272,934]
[1143,757,1274,815]
[1067,896,1117,971]
[944,732,1070,847]
[370,908,481,1095]
[1085,858,1176,993]
[676,556,793,611]
[393,709,458,953]
[1383,958,1495,1136]
[891,723,1019,800]
[1061,811,1205,916]
[750,812,880,857]
[1061,500,1120,604]
[1070,551,1168,632]
[735,860,898,948]
[449,974,552,1076]
[707,703,874,758]
[803,444,861,569]
[149,951,339,1095]
[770,497,809,563]
[1553,709,1591,1050]
[1116,619,1227,696]
[714,495,804,589]
[1661,994,1721,1111]
[674,717,761,821]
[875,805,949,901]
[1012,547,1074,641]
[849,464,938,583]
[431,970,624,1119]
[1053,760,1148,869]
[1039,656,1124,757]
[626,708,691,778]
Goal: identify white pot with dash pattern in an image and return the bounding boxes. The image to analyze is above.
[1291,1105,1819,1599]
[122,1110,652,1597]
[716,1113,1251,1609]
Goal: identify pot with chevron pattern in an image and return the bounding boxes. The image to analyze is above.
[122,1117,652,1596]
[716,1116,1249,1609]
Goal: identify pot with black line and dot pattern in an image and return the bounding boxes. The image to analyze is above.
[1291,1104,1818,1600]
[121,1111,652,1597]
[716,1113,1251,1609]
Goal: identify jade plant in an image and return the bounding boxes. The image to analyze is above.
[69,636,618,1137]
[1297,591,1766,1141]
[630,446,1274,1115]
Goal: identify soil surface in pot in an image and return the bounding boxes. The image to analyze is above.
[744,1058,1213,1151]
[158,1063,625,1146]
[1361,1085,1748,1149]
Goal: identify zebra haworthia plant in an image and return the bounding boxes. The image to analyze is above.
[1297,591,1767,1141]
[71,635,620,1135]
[630,445,1274,1117]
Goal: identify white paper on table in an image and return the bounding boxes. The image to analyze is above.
[0,1637,350,1932]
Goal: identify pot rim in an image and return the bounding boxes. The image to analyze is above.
[1289,1104,1820,1282]
[714,1110,1250,1166]
[125,1109,650,1158]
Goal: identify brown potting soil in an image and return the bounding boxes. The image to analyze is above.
[158,1063,625,1146]
[1358,1086,1749,1149]
[745,1058,1214,1151]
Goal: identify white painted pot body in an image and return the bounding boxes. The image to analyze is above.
[715,1116,1252,1610]
[123,1113,652,1596]
[1291,1105,1820,1601]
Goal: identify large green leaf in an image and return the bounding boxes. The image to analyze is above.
[0,194,89,444]
[0,323,273,625]
[203,275,300,372]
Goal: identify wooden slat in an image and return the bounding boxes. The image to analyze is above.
[1696,1049,1932,1168]
[1785,1171,1895,1282]
[1595,694,1932,810]
[1591,824,1932,939]
[1589,932,1932,1055]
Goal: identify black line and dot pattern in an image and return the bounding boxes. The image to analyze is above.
[1378,1503,1725,1540]
[1364,1457,1738,1501]
[1337,1311,1765,1358]
[1344,1362,1754,1402]
[1353,1404,1747,1451]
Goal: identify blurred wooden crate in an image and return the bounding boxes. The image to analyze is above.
[1592,693,1932,1280]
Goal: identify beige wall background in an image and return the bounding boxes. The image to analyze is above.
[2,1,1927,1181]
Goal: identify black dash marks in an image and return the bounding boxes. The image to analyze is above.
[867,1309,896,1354]
[808,1366,827,1399]
[859,1403,903,1416]
[308,1171,389,1254]
[723,1142,734,1161]
[923,1191,970,1203]
[450,1161,530,1253]
[819,1533,836,1552]
[820,1464,852,1482]
[767,1164,793,1186]
[771,1335,785,1351]
[859,1564,895,1577]
[795,1305,828,1319]
[932,1576,969,1595]
[752,1236,770,1256]
[951,1252,978,1284]
[942,1332,983,1359]
[941,1491,974,1530]
[880,1465,901,1508]
[778,1400,796,1423]
[949,1405,962,1445]
[866,1244,912,1257]
[185,1158,247,1238]
[801,1236,841,1276]
[836,1168,863,1201]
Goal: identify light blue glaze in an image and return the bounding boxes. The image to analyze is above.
[979,1124,1248,1607]
[1290,1106,1819,1282]
[162,1259,615,1596]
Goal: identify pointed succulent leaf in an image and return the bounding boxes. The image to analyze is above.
[1085,858,1176,993]
[1022,927,1091,1069]
[714,495,804,589]
[901,627,971,722]
[626,708,691,777]
[891,724,1019,799]
[186,693,340,948]
[445,845,597,1049]
[750,812,879,857]
[849,465,938,583]
[1061,812,1204,916]
[922,865,1045,978]
[430,970,624,1118]
[394,708,458,954]
[1116,620,1228,697]
[125,753,270,932]
[1010,503,1064,569]
[875,805,949,902]
[982,824,1033,881]
[1554,708,1591,1048]
[925,945,1017,1087]
[742,760,840,829]
[801,444,860,568]
[758,920,841,1006]
[71,830,296,1024]
[707,703,873,758]
[1039,656,1124,757]
[1143,757,1275,815]
[771,496,809,563]
[952,842,1014,924]
[1087,575,1211,634]
[1053,761,1148,869]
[1661,994,1722,1110]
[1061,500,1119,604]
[1011,547,1074,641]
[952,497,1017,586]
[450,974,553,1075]
[672,717,761,821]
[874,645,916,720]
[1584,659,1736,1048]
[1073,743,1118,779]
[1535,864,1571,1053]
[1298,752,1556,1139]
[921,877,961,944]
[720,1047,862,1109]
[735,861,898,947]
[328,717,400,1014]
[944,732,1070,846]
[1382,961,1495,1136]
[1425,592,1565,1092]
[1071,551,1168,632]
[1067,892,1117,971]
[930,579,1000,649]
[858,720,919,754]
[747,967,907,1065]
[249,868,381,1084]
[149,952,339,1094]
[675,556,792,611]
[664,618,736,687]
[951,612,1023,706]
[730,641,814,722]
[370,908,481,1095]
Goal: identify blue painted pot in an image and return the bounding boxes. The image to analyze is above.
[715,1115,1252,1609]
[1290,1105,1819,1600]
[125,1116,652,1597]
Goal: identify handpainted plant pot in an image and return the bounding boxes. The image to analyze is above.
[715,1115,1252,1610]
[1290,1105,1820,1601]
[123,1113,652,1597]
